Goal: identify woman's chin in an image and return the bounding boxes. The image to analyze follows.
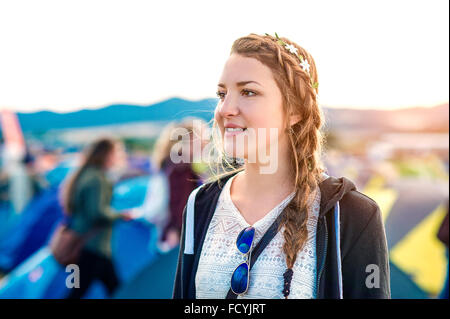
[223,144,246,160]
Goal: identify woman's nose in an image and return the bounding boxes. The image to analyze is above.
[218,93,239,118]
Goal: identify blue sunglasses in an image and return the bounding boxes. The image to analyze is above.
[230,226,255,295]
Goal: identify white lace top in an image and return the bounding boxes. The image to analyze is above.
[195,172,321,299]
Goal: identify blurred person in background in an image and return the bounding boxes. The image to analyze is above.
[0,142,7,205]
[151,118,209,251]
[4,152,33,214]
[2,149,49,212]
[0,171,9,207]
[61,138,133,299]
[22,151,48,197]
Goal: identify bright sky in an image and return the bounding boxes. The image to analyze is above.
[0,0,448,113]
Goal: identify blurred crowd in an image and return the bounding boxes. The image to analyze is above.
[0,116,448,299]
[0,118,213,298]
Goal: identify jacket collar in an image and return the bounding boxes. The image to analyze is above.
[203,170,357,218]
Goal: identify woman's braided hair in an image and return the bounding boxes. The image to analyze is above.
[229,34,326,298]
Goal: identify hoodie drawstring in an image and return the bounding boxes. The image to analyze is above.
[335,201,343,299]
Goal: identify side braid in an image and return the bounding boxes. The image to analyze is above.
[225,34,325,298]
[263,35,325,297]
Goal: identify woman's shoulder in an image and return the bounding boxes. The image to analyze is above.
[319,174,383,238]
[77,167,104,188]
[195,172,237,197]
[344,189,381,219]
[184,171,237,220]
[335,178,385,250]
[341,187,381,218]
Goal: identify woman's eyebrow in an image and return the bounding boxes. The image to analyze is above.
[237,80,262,87]
[217,81,262,88]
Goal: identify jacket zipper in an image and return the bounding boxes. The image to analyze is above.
[316,216,328,295]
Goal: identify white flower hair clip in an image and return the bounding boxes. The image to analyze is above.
[300,59,310,74]
[265,32,319,90]
[284,43,298,55]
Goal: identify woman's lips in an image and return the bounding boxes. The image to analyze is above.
[224,127,247,137]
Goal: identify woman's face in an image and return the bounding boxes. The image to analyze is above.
[105,142,127,171]
[214,54,287,164]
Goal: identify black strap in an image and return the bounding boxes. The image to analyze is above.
[226,211,285,299]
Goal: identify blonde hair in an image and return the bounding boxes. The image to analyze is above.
[209,34,326,274]
[152,117,208,170]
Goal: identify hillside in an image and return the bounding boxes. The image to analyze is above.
[10,99,450,134]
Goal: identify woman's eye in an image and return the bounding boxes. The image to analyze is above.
[216,91,226,99]
[241,89,256,97]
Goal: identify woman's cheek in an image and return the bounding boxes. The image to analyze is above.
[213,107,221,123]
[214,110,224,134]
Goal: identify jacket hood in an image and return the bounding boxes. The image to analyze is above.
[318,175,357,217]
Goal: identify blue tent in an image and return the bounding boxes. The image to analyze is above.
[113,246,179,299]
[0,247,68,298]
[0,187,63,272]
[0,160,73,246]
[0,174,166,298]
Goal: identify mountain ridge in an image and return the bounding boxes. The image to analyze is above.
[10,99,450,133]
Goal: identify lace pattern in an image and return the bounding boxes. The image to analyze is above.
[195,173,321,299]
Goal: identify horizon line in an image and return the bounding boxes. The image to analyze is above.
[3,97,449,115]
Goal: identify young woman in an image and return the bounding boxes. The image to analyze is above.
[144,118,208,251]
[173,33,390,299]
[62,138,132,299]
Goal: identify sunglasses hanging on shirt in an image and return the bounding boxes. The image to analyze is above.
[230,226,255,295]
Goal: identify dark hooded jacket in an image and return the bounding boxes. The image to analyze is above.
[173,171,391,299]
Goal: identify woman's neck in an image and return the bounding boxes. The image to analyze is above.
[237,150,295,201]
